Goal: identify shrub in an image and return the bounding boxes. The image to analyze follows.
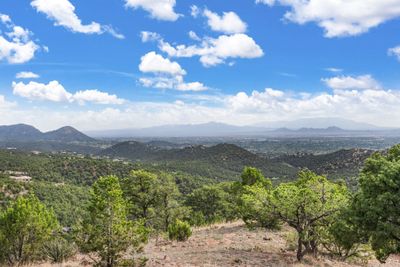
[0,195,59,265]
[42,236,76,263]
[168,220,192,242]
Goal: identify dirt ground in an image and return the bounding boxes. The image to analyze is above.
[32,221,400,267]
[143,222,400,267]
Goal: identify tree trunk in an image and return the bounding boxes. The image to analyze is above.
[297,232,303,261]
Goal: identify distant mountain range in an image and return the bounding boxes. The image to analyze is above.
[87,122,266,138]
[0,124,95,142]
[253,117,385,131]
[87,118,399,138]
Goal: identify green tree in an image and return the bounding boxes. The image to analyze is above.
[154,172,188,231]
[319,208,364,260]
[350,145,400,262]
[75,176,148,267]
[240,182,280,229]
[0,194,59,265]
[185,183,236,224]
[271,170,349,261]
[241,166,266,186]
[123,170,159,225]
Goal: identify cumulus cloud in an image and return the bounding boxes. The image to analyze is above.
[188,31,201,41]
[125,0,180,21]
[0,14,41,64]
[13,80,72,102]
[159,33,264,67]
[190,5,200,18]
[73,89,125,105]
[256,0,400,37]
[12,80,125,105]
[16,71,40,79]
[140,31,161,42]
[202,8,247,34]
[139,51,186,76]
[225,82,400,125]
[322,75,382,91]
[138,52,207,91]
[388,46,400,61]
[3,74,400,130]
[31,0,124,38]
[140,76,207,92]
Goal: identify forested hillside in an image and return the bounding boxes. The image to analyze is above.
[1,144,399,266]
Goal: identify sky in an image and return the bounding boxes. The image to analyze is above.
[1,0,400,131]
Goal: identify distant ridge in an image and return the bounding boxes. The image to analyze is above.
[86,119,397,138]
[0,124,95,142]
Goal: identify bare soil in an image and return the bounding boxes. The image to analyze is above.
[32,221,400,266]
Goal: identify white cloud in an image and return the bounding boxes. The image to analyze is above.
[388,46,400,61]
[257,0,400,37]
[140,76,207,91]
[159,33,264,67]
[188,31,200,41]
[139,51,186,76]
[0,14,41,64]
[325,67,343,73]
[0,95,16,109]
[176,82,208,92]
[125,0,180,21]
[0,14,11,24]
[202,9,247,34]
[31,0,124,38]
[190,5,200,18]
[138,52,207,91]
[140,31,161,42]
[13,80,72,102]
[4,74,400,130]
[73,89,125,105]
[322,75,381,91]
[16,72,40,79]
[12,80,125,105]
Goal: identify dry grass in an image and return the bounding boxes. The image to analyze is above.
[25,222,400,266]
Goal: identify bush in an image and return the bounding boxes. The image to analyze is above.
[168,220,192,242]
[0,195,59,265]
[42,237,76,263]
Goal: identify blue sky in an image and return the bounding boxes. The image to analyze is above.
[1,0,400,130]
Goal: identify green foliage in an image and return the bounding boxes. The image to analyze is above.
[241,166,266,186]
[167,220,192,242]
[123,170,160,226]
[240,183,280,230]
[0,150,135,185]
[153,172,189,231]
[349,145,400,262]
[0,194,59,265]
[185,183,237,225]
[320,209,364,260]
[75,176,148,267]
[32,181,89,226]
[271,170,350,261]
[42,235,77,263]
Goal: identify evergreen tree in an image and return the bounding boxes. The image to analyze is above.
[76,175,148,267]
[0,194,59,265]
[271,171,349,261]
[351,145,400,262]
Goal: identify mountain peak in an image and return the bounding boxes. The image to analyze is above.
[0,124,94,142]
